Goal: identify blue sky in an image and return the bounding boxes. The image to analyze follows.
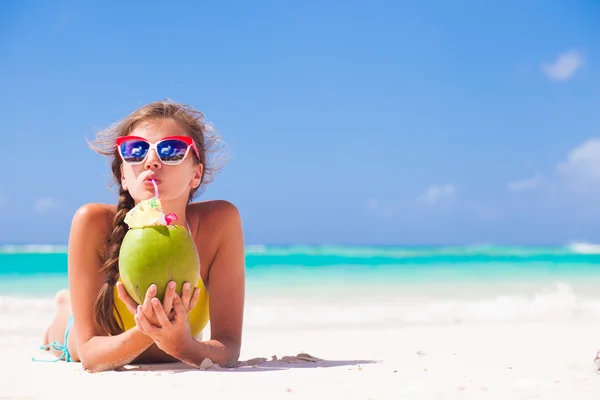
[1,0,599,245]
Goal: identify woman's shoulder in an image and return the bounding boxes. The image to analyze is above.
[70,203,117,237]
[72,202,117,222]
[187,200,244,281]
[189,199,240,220]
[187,200,242,240]
[188,200,241,230]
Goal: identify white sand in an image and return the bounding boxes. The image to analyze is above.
[4,282,600,398]
[4,308,600,399]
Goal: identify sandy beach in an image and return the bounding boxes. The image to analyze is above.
[4,293,600,399]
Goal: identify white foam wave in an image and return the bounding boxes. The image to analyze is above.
[4,283,600,338]
[0,244,68,254]
[243,283,600,329]
[1,243,595,257]
[244,244,267,254]
[568,241,600,254]
[242,244,577,258]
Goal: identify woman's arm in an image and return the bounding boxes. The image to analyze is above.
[68,204,154,372]
[175,201,246,367]
[77,327,154,372]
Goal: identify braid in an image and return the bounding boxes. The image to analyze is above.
[93,187,134,336]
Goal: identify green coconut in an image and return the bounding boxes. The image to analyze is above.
[118,224,200,304]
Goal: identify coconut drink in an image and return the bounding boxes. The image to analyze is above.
[118,180,200,304]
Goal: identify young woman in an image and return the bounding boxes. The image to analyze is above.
[39,100,245,373]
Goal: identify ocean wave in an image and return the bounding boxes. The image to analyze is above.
[3,283,600,335]
[4,242,600,259]
[567,242,600,254]
[0,244,68,254]
[243,282,600,329]
[243,244,588,259]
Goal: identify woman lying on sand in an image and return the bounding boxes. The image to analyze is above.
[39,100,245,373]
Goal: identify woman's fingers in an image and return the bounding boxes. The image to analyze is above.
[162,281,176,315]
[180,283,200,313]
[135,306,158,335]
[118,281,197,321]
[151,298,172,327]
[116,282,139,314]
[142,284,157,319]
[181,282,191,309]
[134,281,198,321]
[188,287,200,312]
[173,293,187,319]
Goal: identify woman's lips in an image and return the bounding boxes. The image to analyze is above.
[143,178,160,186]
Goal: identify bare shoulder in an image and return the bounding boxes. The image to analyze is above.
[188,200,242,237]
[70,203,116,250]
[72,202,116,222]
[72,203,115,230]
[189,199,241,222]
[187,200,244,273]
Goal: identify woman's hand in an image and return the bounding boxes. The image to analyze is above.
[134,291,196,357]
[117,281,200,328]
[116,282,173,326]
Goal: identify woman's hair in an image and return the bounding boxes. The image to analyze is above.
[87,99,228,335]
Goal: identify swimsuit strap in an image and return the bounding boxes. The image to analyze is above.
[32,314,73,363]
[32,342,71,363]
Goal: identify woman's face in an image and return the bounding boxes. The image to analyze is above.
[119,118,203,204]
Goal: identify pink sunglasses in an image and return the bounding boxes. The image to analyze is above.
[116,136,200,165]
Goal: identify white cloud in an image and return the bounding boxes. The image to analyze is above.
[34,197,62,213]
[556,138,600,184]
[418,183,456,205]
[508,173,543,192]
[541,49,584,82]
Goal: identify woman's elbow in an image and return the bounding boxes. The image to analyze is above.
[214,337,241,367]
[79,353,119,373]
[81,359,111,373]
[223,348,241,368]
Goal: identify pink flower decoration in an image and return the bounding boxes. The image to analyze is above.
[165,213,178,225]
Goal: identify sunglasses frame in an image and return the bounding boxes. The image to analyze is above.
[116,135,200,165]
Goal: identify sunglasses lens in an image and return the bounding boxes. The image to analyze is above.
[119,140,149,163]
[157,139,190,163]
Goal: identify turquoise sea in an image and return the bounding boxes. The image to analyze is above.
[3,243,600,294]
[3,243,600,328]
